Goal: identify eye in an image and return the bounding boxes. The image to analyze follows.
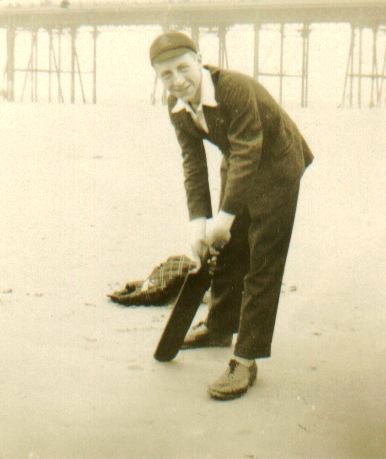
[160,72,172,81]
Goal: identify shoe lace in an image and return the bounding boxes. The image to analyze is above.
[228,359,238,374]
[192,321,206,330]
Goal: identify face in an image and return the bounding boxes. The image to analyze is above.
[153,51,202,104]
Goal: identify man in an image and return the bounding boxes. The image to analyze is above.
[150,31,313,400]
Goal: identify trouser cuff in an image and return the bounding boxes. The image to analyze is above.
[205,317,235,335]
[234,343,272,360]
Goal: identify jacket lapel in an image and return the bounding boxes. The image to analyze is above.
[173,109,207,138]
[203,105,226,140]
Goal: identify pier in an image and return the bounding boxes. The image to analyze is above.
[1,1,385,106]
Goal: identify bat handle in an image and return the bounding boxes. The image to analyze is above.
[206,252,219,276]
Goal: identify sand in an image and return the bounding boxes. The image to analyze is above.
[0,102,385,459]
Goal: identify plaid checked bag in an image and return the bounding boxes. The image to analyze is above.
[108,255,196,306]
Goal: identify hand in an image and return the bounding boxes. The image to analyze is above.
[189,217,207,273]
[190,238,209,273]
[206,211,235,254]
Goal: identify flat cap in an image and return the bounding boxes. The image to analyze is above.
[150,31,197,65]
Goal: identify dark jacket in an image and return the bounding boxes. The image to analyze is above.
[168,65,313,220]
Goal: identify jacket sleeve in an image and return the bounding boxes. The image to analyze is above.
[173,123,213,220]
[220,77,264,215]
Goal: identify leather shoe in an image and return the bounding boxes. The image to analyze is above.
[208,359,257,400]
[181,321,232,349]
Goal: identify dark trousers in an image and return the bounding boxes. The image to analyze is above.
[206,179,300,359]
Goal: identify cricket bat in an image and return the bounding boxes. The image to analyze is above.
[153,255,212,362]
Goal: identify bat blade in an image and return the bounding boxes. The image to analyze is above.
[154,261,211,362]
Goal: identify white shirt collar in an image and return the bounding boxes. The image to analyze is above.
[171,67,217,114]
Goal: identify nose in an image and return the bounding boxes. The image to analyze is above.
[171,71,185,87]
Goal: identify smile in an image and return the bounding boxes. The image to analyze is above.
[174,84,192,94]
